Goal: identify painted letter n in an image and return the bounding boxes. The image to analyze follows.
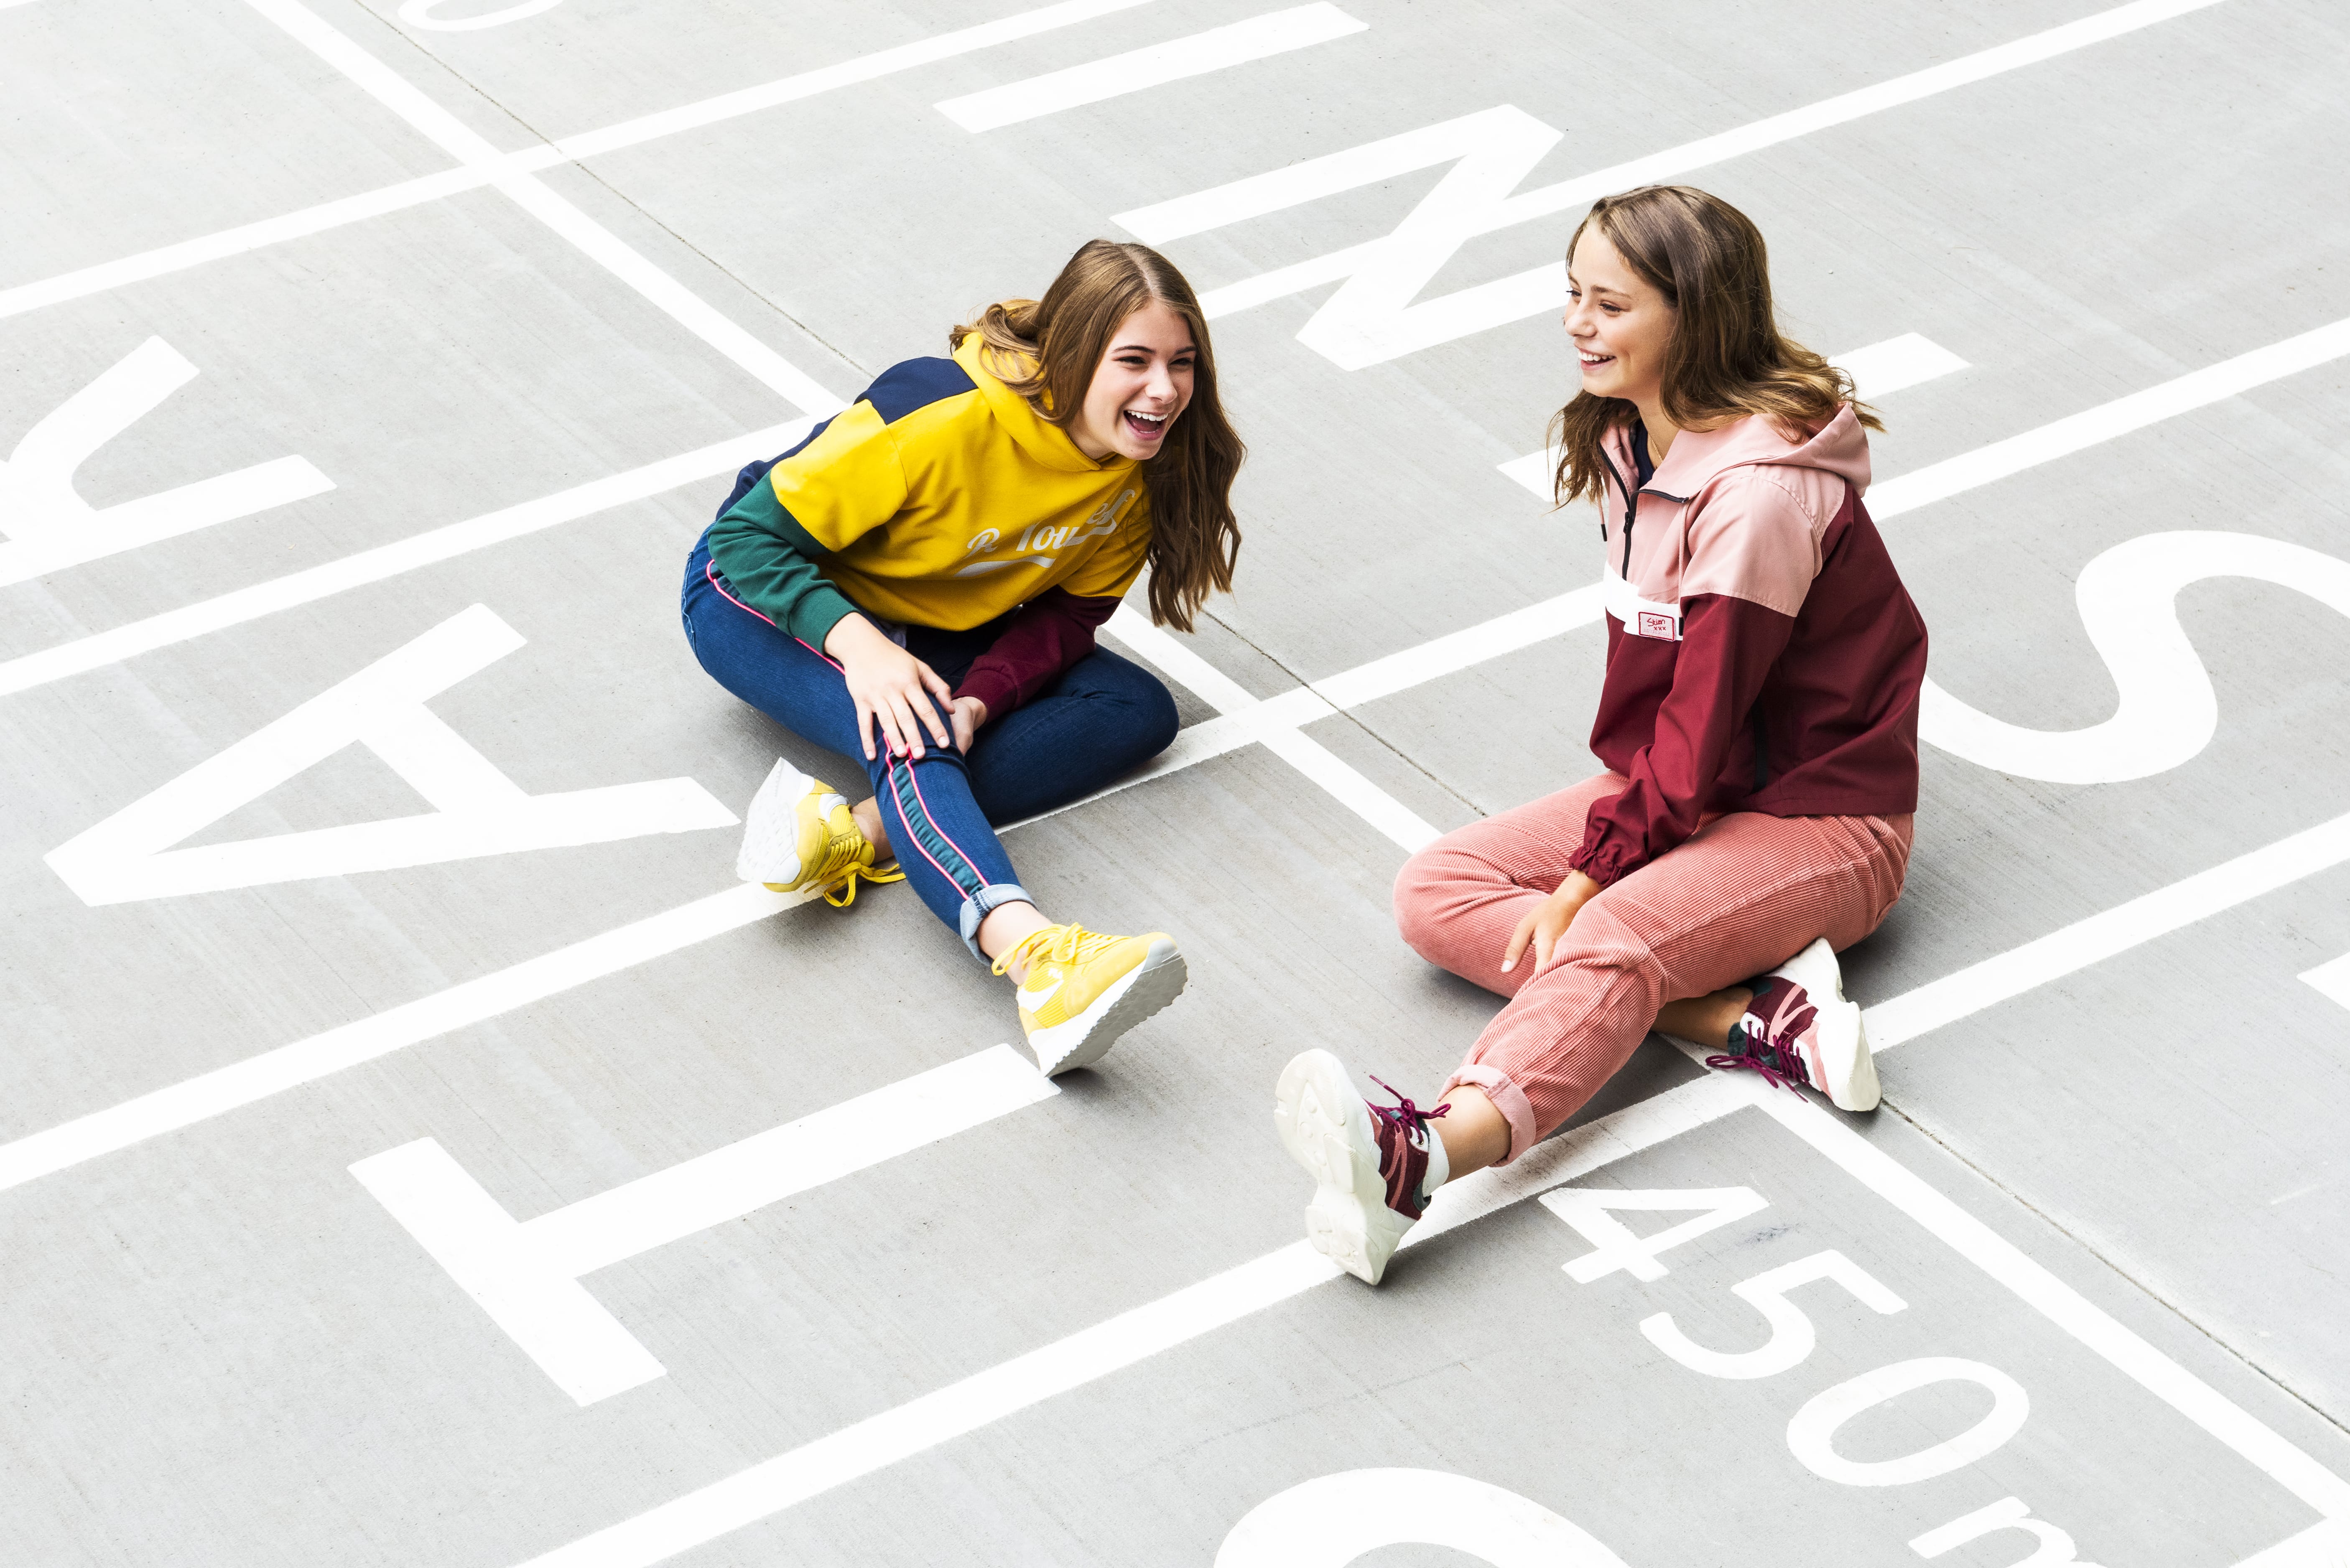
[1114,106,1565,369]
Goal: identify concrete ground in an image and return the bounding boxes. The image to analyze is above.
[3,0,2348,1563]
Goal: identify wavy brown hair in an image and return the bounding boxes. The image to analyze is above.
[1550,185,1880,507]
[950,239,1245,632]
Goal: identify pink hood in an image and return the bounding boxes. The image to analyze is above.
[1601,405,1873,626]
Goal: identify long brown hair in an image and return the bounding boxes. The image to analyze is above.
[950,240,1245,632]
[1550,185,1880,507]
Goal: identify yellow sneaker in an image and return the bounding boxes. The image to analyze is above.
[992,923,1187,1076]
[734,759,903,907]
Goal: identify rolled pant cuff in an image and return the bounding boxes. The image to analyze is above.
[960,882,1036,962]
[1441,1064,1539,1166]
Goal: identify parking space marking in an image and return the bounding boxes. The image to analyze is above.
[0,0,1157,322]
[352,1045,1056,1405]
[0,336,333,585]
[1497,332,1967,496]
[1117,0,2228,364]
[935,4,1364,132]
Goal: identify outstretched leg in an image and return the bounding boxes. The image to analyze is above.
[1278,776,1911,1283]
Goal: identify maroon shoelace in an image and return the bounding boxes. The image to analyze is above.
[1366,1074,1449,1137]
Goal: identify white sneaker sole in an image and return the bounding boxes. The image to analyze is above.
[735,758,842,893]
[1775,937,1879,1112]
[1022,938,1187,1077]
[1272,1049,1414,1285]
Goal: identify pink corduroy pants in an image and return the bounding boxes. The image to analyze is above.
[1395,772,1912,1164]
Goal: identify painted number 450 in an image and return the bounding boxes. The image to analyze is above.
[1542,1185,2104,1565]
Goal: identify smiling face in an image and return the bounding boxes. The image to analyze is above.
[1067,301,1195,462]
[1564,227,1675,409]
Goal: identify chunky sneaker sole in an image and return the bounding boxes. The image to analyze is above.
[1273,1049,1415,1285]
[734,758,839,891]
[1022,938,1187,1077]
[1776,937,1878,1112]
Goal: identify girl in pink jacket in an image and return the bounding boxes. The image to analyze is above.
[1276,185,1929,1285]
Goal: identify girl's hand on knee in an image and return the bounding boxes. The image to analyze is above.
[947,695,988,753]
[828,615,955,760]
[1502,870,1603,973]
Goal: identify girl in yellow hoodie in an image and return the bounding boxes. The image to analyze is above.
[681,240,1244,1075]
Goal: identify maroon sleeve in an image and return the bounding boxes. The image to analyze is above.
[951,588,1122,719]
[1570,594,1796,887]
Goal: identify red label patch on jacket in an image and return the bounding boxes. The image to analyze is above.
[1636,610,1682,641]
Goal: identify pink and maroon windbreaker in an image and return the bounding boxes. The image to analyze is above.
[1569,405,1928,888]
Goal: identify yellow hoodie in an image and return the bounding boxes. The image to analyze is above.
[705,336,1152,644]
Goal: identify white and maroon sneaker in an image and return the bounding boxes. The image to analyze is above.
[1709,937,1879,1112]
[1273,1049,1450,1285]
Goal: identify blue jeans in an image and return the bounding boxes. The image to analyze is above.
[681,533,1180,957]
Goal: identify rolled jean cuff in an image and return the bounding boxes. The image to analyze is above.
[1441,1064,1539,1166]
[960,882,1036,962]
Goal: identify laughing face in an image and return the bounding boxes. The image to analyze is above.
[1564,227,1674,409]
[1069,302,1195,463]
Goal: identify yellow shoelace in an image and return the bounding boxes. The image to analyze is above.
[820,860,904,907]
[989,922,1119,979]
[801,822,903,908]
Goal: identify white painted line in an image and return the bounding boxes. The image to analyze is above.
[0,417,810,697]
[554,0,1156,160]
[1123,0,2230,344]
[1109,606,1438,851]
[0,0,1156,322]
[44,606,737,905]
[0,336,334,584]
[354,1046,1057,1404]
[0,883,796,1195]
[400,0,564,31]
[242,0,843,415]
[0,165,527,322]
[1497,333,1967,499]
[1920,529,2350,784]
[1864,809,2350,1051]
[1838,332,1972,401]
[1870,314,2350,519]
[935,4,1363,131]
[2296,952,2350,1013]
[5,236,2332,714]
[507,1074,1751,1568]
[9,318,2345,1183]
[1312,585,1605,707]
[519,876,2350,1565]
[1737,1074,2350,1520]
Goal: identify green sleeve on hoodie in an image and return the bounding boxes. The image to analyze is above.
[706,473,865,649]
